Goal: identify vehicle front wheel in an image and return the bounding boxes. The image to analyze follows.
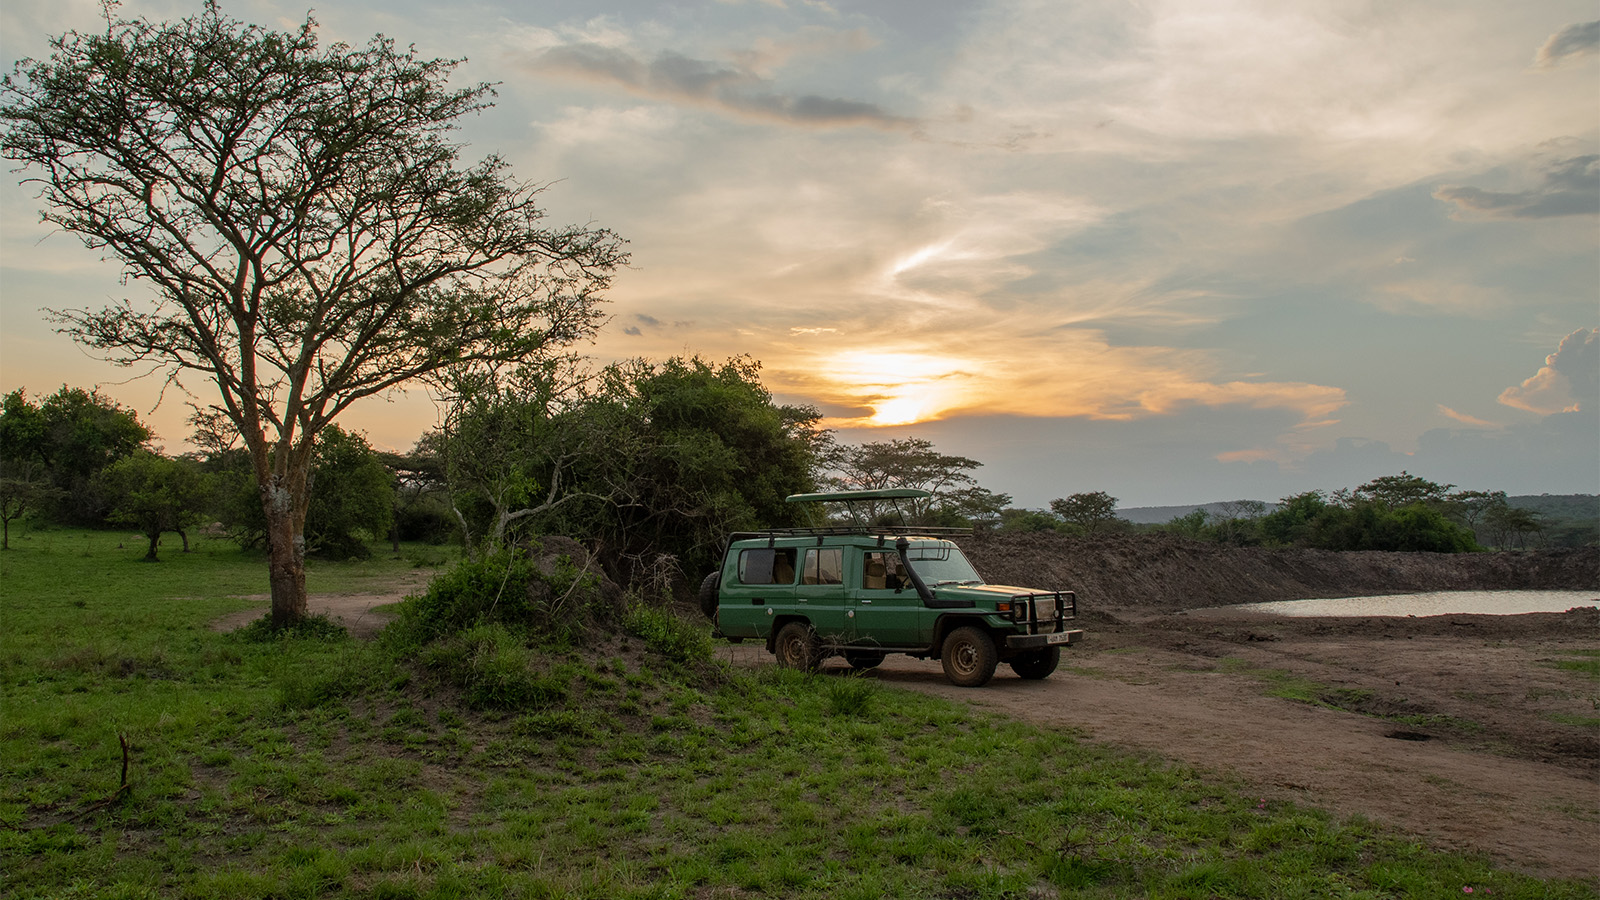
[940,626,998,687]
[1009,646,1060,680]
[774,622,821,671]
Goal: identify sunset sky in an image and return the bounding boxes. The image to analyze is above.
[2,0,1596,508]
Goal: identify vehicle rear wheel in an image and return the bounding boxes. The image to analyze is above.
[844,650,885,671]
[940,626,998,687]
[697,571,721,619]
[774,622,821,671]
[1009,646,1060,680]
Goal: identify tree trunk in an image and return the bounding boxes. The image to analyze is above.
[261,468,311,628]
[144,529,160,562]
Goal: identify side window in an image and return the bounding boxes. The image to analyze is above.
[861,551,905,590]
[738,548,797,585]
[801,547,842,585]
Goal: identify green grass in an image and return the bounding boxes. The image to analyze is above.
[2,530,1594,899]
[1542,649,1600,682]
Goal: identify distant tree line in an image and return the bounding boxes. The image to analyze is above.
[3,380,1589,570]
[997,472,1594,551]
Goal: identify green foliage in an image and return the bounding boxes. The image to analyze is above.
[429,355,823,574]
[0,386,151,526]
[823,437,1010,526]
[392,544,601,646]
[421,623,570,709]
[623,602,713,664]
[1245,480,1483,552]
[1353,471,1454,509]
[597,356,824,574]
[1050,491,1127,535]
[202,425,397,557]
[97,450,211,560]
[304,426,394,560]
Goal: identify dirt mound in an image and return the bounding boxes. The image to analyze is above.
[963,532,1600,614]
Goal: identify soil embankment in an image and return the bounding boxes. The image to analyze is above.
[961,532,1599,614]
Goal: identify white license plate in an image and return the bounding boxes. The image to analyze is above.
[1045,632,1071,645]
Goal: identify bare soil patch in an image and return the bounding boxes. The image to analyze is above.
[208,568,433,638]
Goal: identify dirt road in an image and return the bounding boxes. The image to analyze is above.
[714,609,1599,882]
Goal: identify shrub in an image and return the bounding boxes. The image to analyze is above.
[624,602,713,665]
[394,545,598,643]
[421,623,569,710]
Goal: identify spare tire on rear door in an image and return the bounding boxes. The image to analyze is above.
[697,571,721,619]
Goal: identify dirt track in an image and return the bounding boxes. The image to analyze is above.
[215,541,1600,882]
[749,608,1600,883]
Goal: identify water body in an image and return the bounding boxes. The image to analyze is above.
[1215,590,1599,618]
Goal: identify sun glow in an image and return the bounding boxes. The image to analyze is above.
[816,350,977,426]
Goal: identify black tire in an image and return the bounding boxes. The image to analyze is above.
[941,626,998,687]
[844,650,885,671]
[697,571,721,619]
[1009,646,1060,680]
[774,622,821,671]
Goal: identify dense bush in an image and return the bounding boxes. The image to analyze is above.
[624,603,713,664]
[390,542,617,648]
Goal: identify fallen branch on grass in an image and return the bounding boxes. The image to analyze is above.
[69,733,129,820]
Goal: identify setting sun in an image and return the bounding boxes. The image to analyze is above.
[813,350,976,426]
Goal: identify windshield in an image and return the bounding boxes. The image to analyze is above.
[905,544,984,586]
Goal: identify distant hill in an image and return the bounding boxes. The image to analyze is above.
[1119,494,1598,528]
[1117,501,1276,525]
[1508,494,1600,520]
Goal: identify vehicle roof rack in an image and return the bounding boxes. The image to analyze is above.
[782,488,957,533]
[785,489,932,503]
[730,524,972,542]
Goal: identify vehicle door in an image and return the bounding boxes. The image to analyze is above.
[795,545,850,645]
[849,550,927,648]
[718,545,799,637]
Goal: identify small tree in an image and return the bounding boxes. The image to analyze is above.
[824,438,986,523]
[1353,472,1453,510]
[431,362,605,557]
[2,5,625,625]
[304,426,394,560]
[100,450,210,560]
[1049,491,1125,535]
[1485,504,1544,550]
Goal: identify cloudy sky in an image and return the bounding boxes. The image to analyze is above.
[2,0,1596,507]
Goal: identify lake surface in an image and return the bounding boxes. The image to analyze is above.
[1214,590,1599,618]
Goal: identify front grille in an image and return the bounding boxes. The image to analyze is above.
[1012,591,1076,634]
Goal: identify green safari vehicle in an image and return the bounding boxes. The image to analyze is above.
[698,489,1083,687]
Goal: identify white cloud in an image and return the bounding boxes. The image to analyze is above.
[1499,327,1599,414]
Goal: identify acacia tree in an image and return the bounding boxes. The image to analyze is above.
[2,5,626,625]
[1049,491,1124,534]
[824,438,987,522]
